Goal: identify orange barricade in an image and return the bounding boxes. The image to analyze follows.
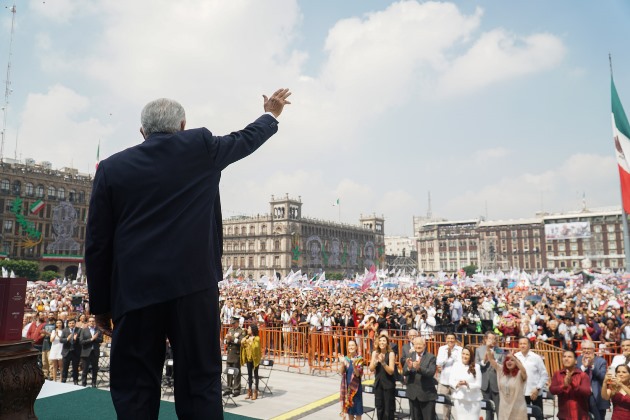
[218,325,569,378]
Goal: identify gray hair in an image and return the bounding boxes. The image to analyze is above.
[140,98,186,137]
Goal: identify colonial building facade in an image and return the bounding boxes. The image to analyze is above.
[416,208,626,274]
[0,159,91,277]
[222,195,386,279]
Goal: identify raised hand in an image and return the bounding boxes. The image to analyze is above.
[263,88,292,118]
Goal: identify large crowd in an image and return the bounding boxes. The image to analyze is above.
[19,272,630,419]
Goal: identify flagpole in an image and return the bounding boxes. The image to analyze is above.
[610,54,630,270]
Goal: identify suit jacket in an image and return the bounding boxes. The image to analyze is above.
[78,327,103,358]
[85,115,279,321]
[576,355,610,411]
[475,345,499,393]
[403,350,438,402]
[59,327,81,357]
[402,342,413,365]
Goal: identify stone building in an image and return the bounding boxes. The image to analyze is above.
[416,207,627,274]
[222,195,385,279]
[0,159,91,277]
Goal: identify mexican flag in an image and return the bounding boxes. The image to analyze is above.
[612,77,630,213]
[30,200,45,214]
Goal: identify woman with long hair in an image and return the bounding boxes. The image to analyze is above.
[487,349,528,420]
[602,364,630,420]
[240,324,262,400]
[48,319,64,381]
[369,335,395,420]
[449,345,482,420]
[339,340,364,420]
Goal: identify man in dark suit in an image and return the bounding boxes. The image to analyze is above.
[576,340,609,420]
[59,319,81,385]
[85,89,291,420]
[403,337,437,420]
[79,316,103,387]
[475,331,501,419]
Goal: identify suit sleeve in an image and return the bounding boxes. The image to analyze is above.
[85,164,114,315]
[206,114,279,170]
[592,358,607,382]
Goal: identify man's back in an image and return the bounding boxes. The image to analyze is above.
[86,118,278,321]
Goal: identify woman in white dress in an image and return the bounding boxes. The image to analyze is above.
[449,345,482,420]
[48,320,64,381]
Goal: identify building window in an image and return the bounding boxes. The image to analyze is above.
[47,186,56,199]
[25,183,34,196]
[260,241,266,251]
[274,240,280,251]
[3,220,12,232]
[260,256,266,267]
[240,257,245,267]
[607,225,615,232]
[249,225,255,235]
[78,191,85,203]
[248,257,253,268]
[227,227,232,235]
[609,241,617,250]
[69,189,76,202]
[58,188,65,200]
[2,241,9,254]
[0,179,8,192]
[35,185,44,198]
[274,256,280,267]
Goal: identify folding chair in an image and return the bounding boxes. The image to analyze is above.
[481,399,496,420]
[540,389,555,419]
[96,351,110,388]
[436,393,454,420]
[526,404,544,420]
[394,388,411,419]
[258,359,274,397]
[222,366,240,407]
[161,359,174,397]
[361,384,376,420]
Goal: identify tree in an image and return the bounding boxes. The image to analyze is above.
[462,264,478,278]
[40,270,59,281]
[0,259,40,280]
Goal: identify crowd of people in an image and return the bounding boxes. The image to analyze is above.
[19,272,630,419]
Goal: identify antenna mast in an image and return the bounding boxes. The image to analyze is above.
[1,4,17,162]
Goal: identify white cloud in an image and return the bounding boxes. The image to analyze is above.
[443,153,618,220]
[473,147,511,162]
[439,29,566,96]
[17,84,113,171]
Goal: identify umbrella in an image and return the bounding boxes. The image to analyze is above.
[525,295,542,302]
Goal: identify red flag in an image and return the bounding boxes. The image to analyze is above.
[361,264,377,292]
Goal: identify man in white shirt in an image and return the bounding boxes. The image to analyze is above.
[515,336,549,414]
[610,339,630,370]
[436,332,462,419]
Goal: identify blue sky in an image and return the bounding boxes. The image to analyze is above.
[1,0,630,235]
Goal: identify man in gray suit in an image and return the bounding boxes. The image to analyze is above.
[475,331,501,419]
[576,340,609,420]
[403,337,437,420]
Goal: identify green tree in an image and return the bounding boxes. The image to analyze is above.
[0,260,40,280]
[462,264,478,278]
[40,270,59,281]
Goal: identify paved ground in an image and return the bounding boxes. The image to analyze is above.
[158,364,604,420]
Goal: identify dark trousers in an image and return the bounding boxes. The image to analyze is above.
[62,351,80,383]
[375,385,395,420]
[409,398,435,420]
[246,361,259,390]
[110,286,222,420]
[526,395,543,413]
[81,350,99,386]
[482,387,500,420]
[226,360,241,393]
